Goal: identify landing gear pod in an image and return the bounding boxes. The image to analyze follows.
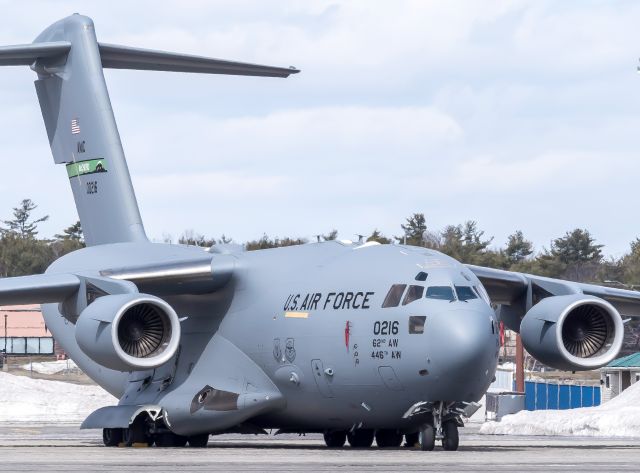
[520,294,624,371]
[75,293,180,371]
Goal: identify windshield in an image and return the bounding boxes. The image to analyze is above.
[425,286,455,301]
[455,286,478,301]
[402,285,424,305]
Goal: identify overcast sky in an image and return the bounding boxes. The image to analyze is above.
[0,1,639,256]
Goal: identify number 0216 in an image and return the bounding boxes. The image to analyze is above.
[373,320,399,335]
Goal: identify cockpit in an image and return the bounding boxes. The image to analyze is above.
[380,271,489,308]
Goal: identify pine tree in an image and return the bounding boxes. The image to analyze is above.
[1,199,49,238]
[55,221,83,242]
[367,229,392,244]
[396,213,427,245]
[505,230,533,266]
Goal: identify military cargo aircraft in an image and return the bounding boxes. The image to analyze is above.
[0,14,639,451]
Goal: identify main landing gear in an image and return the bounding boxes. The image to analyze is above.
[102,425,209,448]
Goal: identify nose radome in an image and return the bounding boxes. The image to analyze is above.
[427,306,497,400]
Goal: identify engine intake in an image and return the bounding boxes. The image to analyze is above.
[520,294,623,371]
[75,293,180,371]
[117,303,172,358]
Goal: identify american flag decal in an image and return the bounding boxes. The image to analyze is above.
[71,118,80,134]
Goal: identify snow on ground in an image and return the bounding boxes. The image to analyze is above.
[20,359,78,375]
[480,381,640,437]
[0,372,116,423]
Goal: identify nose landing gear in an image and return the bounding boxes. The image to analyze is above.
[407,401,463,451]
[441,420,459,451]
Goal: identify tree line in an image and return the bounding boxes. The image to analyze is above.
[1,200,637,289]
[178,212,639,287]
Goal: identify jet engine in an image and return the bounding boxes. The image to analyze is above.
[75,293,180,371]
[520,294,623,371]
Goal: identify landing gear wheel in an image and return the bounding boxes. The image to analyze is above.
[419,424,435,451]
[375,429,403,448]
[102,428,122,447]
[123,418,151,446]
[155,432,188,447]
[187,433,209,448]
[404,432,419,448]
[347,429,374,448]
[441,420,459,451]
[324,431,347,448]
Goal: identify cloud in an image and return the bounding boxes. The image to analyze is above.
[123,105,462,174]
[0,1,639,256]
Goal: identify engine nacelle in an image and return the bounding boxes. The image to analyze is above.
[75,293,180,371]
[520,294,623,371]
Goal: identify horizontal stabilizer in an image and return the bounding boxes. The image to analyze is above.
[0,41,71,66]
[98,43,299,77]
[0,273,79,306]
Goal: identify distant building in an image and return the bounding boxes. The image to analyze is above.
[0,305,55,356]
[600,352,640,402]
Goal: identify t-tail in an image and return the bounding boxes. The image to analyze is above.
[0,14,298,246]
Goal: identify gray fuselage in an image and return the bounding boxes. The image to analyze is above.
[44,240,499,433]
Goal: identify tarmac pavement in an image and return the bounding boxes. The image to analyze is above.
[0,423,638,472]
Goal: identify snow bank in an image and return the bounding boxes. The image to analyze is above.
[480,381,640,437]
[20,359,78,375]
[0,372,116,423]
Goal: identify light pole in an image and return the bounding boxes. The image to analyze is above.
[3,313,7,371]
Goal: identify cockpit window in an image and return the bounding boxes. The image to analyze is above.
[415,271,428,281]
[402,285,424,305]
[382,284,407,308]
[425,286,455,301]
[455,286,478,301]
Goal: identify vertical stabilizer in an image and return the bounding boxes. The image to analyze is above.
[30,15,146,246]
[0,14,298,246]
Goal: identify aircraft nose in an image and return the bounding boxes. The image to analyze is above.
[427,306,498,400]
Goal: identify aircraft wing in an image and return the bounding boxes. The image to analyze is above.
[466,264,640,330]
[0,273,80,306]
[0,254,236,307]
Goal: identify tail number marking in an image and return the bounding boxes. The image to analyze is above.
[373,320,398,335]
[86,181,98,194]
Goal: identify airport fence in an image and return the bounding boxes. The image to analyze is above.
[524,381,601,410]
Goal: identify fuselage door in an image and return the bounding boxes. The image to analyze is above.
[311,359,334,398]
[378,365,403,391]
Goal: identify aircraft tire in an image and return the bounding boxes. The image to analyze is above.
[404,432,419,448]
[441,421,459,451]
[324,431,347,448]
[123,418,151,447]
[187,433,209,448]
[375,429,403,448]
[418,425,435,451]
[155,432,188,447]
[102,428,122,447]
[347,429,375,448]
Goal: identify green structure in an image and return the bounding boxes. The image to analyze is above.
[600,352,640,401]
